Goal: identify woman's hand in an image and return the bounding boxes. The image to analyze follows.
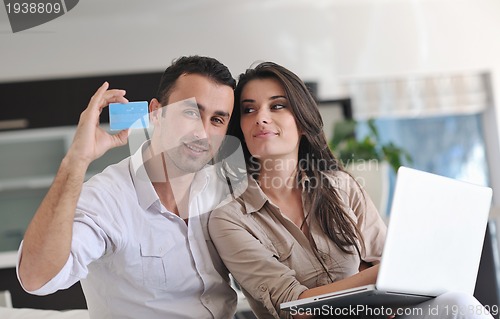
[299,264,380,300]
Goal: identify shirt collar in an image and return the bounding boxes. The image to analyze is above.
[241,177,269,214]
[130,141,160,211]
[241,171,315,215]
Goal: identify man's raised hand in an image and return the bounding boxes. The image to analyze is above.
[67,82,130,166]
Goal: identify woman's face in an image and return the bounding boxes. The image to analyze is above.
[239,78,301,162]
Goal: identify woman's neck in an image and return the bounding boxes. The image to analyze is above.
[257,157,299,198]
[257,157,307,233]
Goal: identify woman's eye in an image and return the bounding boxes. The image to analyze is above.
[272,104,285,110]
[242,107,255,114]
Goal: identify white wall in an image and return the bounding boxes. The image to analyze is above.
[2,0,500,89]
[1,0,500,202]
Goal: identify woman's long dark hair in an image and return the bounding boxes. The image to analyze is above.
[229,62,365,255]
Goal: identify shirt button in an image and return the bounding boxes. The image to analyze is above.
[321,254,328,260]
[259,285,267,292]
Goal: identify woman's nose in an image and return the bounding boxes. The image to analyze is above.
[255,109,271,125]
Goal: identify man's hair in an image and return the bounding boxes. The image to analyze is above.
[155,55,236,105]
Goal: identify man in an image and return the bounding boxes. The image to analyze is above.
[17,56,242,318]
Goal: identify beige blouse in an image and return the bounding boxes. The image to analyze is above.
[208,170,387,319]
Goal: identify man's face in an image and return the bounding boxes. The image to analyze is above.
[151,73,234,175]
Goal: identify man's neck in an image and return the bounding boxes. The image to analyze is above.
[152,179,191,219]
[144,151,195,219]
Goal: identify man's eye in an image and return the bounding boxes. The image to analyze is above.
[184,109,200,118]
[212,117,224,125]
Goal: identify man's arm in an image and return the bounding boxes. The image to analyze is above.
[18,82,129,291]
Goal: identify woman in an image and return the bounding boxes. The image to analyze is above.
[209,62,492,319]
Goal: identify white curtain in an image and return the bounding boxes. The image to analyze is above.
[341,72,490,119]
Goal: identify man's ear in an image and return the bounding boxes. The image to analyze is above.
[149,98,162,124]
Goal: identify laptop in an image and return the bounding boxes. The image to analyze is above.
[281,166,493,311]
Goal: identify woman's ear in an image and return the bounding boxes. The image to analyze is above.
[149,98,162,125]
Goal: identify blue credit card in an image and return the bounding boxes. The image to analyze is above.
[109,101,149,131]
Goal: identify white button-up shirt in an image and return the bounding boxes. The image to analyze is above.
[17,143,246,319]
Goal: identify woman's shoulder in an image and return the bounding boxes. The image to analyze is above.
[321,169,357,187]
[210,177,264,221]
[211,196,246,218]
[208,196,250,238]
[319,170,368,205]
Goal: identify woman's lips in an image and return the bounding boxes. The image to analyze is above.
[254,130,278,138]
